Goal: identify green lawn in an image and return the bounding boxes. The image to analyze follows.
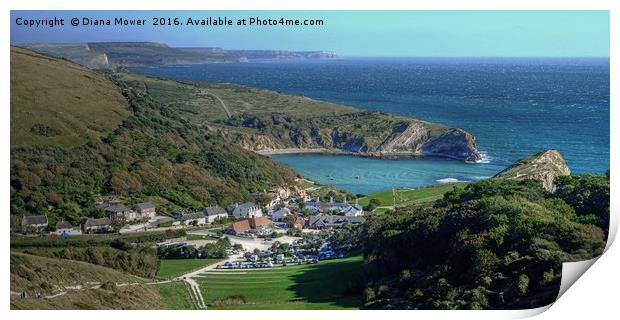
[156,281,198,310]
[357,183,468,209]
[157,259,222,278]
[198,255,364,310]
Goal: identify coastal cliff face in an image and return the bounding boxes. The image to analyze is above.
[494,149,571,192]
[215,112,481,161]
[421,128,481,162]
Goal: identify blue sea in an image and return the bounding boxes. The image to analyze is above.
[131,58,610,194]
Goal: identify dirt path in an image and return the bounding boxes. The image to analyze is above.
[200,89,231,118]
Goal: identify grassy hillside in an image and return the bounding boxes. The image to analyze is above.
[10,47,130,147]
[119,72,480,161]
[155,282,198,309]
[10,252,161,310]
[10,47,298,223]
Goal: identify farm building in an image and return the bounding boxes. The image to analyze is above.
[230,219,252,235]
[82,218,113,234]
[180,213,206,226]
[203,206,229,223]
[20,215,48,232]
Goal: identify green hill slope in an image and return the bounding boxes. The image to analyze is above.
[10,252,161,310]
[119,72,481,161]
[10,47,130,147]
[10,47,298,223]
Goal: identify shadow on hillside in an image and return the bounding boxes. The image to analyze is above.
[287,257,365,309]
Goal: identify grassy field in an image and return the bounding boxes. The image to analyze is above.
[357,183,468,209]
[119,72,357,124]
[155,282,197,310]
[10,47,130,147]
[198,255,364,310]
[157,259,222,278]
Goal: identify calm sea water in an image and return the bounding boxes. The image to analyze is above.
[131,58,609,194]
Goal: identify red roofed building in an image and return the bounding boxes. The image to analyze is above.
[249,216,272,229]
[231,219,251,235]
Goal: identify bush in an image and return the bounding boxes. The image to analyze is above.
[364,198,381,211]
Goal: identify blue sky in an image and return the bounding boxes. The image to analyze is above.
[10,10,609,57]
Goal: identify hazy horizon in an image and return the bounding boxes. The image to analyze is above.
[11,11,609,58]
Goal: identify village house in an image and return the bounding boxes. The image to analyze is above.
[203,206,229,224]
[271,207,291,222]
[249,216,272,230]
[55,220,73,233]
[272,186,291,199]
[294,186,307,199]
[105,205,134,220]
[307,214,365,230]
[305,196,364,216]
[82,217,113,234]
[342,204,364,217]
[180,213,207,226]
[265,193,281,209]
[20,215,48,233]
[232,202,263,218]
[289,217,305,230]
[53,220,82,236]
[134,202,156,219]
[230,219,251,235]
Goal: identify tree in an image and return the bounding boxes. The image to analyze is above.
[364,198,381,211]
[110,217,127,232]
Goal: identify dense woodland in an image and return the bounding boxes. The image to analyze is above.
[10,75,297,226]
[360,174,609,309]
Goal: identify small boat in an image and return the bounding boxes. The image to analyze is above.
[354,175,360,179]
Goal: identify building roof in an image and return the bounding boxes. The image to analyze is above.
[83,218,111,227]
[55,221,73,229]
[272,207,291,216]
[233,202,260,215]
[308,215,365,228]
[236,202,258,210]
[105,205,129,213]
[21,215,48,226]
[231,219,251,234]
[203,206,228,216]
[135,202,155,210]
[180,213,205,221]
[250,216,272,228]
[342,205,363,215]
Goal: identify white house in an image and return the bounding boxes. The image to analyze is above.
[271,207,291,222]
[105,205,135,221]
[305,196,363,216]
[203,206,229,224]
[54,220,82,236]
[180,213,206,226]
[342,205,364,217]
[232,202,262,218]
